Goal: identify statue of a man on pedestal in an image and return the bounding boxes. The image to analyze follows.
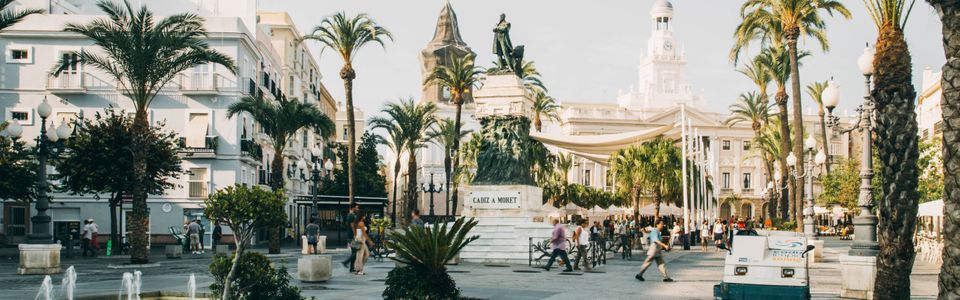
[492,14,524,74]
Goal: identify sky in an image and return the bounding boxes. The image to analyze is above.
[260,0,946,119]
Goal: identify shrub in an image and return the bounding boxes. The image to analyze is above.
[209,252,302,300]
[383,264,459,299]
[383,217,479,299]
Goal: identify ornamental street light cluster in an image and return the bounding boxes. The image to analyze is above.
[6,97,79,245]
[420,172,444,218]
[823,45,880,257]
[786,135,826,238]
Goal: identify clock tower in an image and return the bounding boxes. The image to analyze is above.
[617,0,701,111]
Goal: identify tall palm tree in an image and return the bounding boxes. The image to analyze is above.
[302,12,392,206]
[756,46,795,221]
[753,116,786,219]
[424,54,483,214]
[739,57,774,107]
[637,137,683,221]
[376,122,406,225]
[806,80,831,172]
[725,92,775,217]
[863,1,921,298]
[370,99,437,218]
[518,60,547,93]
[227,96,334,254]
[0,0,42,31]
[737,0,851,225]
[426,118,471,215]
[926,1,960,297]
[531,90,561,132]
[60,0,235,264]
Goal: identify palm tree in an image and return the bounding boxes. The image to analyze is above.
[739,57,774,107]
[424,53,483,214]
[531,90,561,132]
[863,1,921,298]
[753,116,786,219]
[806,80,831,172]
[725,92,775,218]
[611,138,682,221]
[925,1,960,297]
[227,96,334,253]
[369,99,438,218]
[518,60,547,93]
[377,122,406,225]
[60,0,236,263]
[756,46,795,221]
[0,0,42,31]
[426,118,471,215]
[302,12,392,206]
[737,0,851,225]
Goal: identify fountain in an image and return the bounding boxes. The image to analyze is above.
[34,275,52,300]
[187,274,196,300]
[120,270,143,300]
[61,266,77,300]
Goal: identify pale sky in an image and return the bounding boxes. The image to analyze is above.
[260,0,946,119]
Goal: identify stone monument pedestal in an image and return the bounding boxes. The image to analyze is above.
[840,254,877,299]
[18,244,61,275]
[298,255,332,282]
[459,185,554,265]
[811,240,824,262]
[300,236,327,254]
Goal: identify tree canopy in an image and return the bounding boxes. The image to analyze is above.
[322,132,387,198]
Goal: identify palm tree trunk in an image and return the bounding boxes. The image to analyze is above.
[776,92,794,221]
[129,109,150,264]
[392,160,401,225]
[872,24,921,300]
[787,30,806,230]
[534,114,542,132]
[268,152,285,254]
[109,192,121,255]
[654,190,662,222]
[818,108,831,173]
[341,64,357,206]
[406,151,419,219]
[451,100,464,215]
[930,2,960,298]
[632,187,640,225]
[444,153,451,215]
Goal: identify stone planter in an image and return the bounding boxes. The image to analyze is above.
[298,255,332,282]
[165,245,182,259]
[18,244,61,275]
[215,245,231,255]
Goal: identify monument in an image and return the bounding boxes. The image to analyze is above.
[458,15,554,265]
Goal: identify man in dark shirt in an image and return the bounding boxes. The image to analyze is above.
[341,204,359,271]
[212,221,222,249]
[409,209,425,228]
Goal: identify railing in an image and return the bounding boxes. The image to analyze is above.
[246,78,256,96]
[240,139,263,161]
[47,72,84,90]
[178,136,218,154]
[742,188,754,194]
[180,73,216,91]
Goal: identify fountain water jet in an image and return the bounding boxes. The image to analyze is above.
[61,266,77,300]
[34,275,52,300]
[187,273,196,300]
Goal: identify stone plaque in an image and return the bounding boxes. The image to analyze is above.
[467,191,522,209]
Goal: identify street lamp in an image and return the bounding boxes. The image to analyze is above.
[824,45,880,257]
[786,135,825,238]
[419,172,443,218]
[8,97,74,245]
[309,147,323,220]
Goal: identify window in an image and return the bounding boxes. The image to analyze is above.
[722,140,731,151]
[342,127,348,140]
[743,141,751,151]
[188,168,208,198]
[584,170,592,187]
[10,111,28,121]
[5,109,31,125]
[722,172,730,189]
[743,173,752,189]
[187,113,210,148]
[7,47,32,63]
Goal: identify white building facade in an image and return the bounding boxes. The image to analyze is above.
[0,0,337,246]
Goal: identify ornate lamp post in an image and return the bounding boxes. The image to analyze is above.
[309,147,323,220]
[786,135,826,238]
[419,172,443,218]
[823,46,880,257]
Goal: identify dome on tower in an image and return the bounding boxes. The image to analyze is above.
[651,0,674,17]
[653,0,673,9]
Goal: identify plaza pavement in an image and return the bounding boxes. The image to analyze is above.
[0,237,941,299]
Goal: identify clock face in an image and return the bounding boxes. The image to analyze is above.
[663,41,673,51]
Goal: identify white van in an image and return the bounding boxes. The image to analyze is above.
[713,230,815,300]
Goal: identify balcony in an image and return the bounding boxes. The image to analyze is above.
[179,73,237,96]
[46,72,86,94]
[742,188,755,194]
[178,136,218,158]
[240,139,263,163]
[245,78,256,96]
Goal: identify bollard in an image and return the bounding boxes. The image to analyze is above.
[528,237,532,267]
[106,240,113,256]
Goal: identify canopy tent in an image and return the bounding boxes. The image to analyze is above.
[529,123,678,164]
[638,202,683,216]
[918,199,944,217]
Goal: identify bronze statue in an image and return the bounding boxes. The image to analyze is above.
[492,14,524,74]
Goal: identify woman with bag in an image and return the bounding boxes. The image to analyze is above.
[353,212,371,275]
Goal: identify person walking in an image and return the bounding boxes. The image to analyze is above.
[306,218,321,255]
[88,219,100,256]
[573,219,592,271]
[714,219,725,252]
[636,220,673,282]
[617,221,632,259]
[353,212,371,275]
[700,221,711,251]
[80,219,93,257]
[212,221,222,250]
[541,219,573,272]
[341,204,359,271]
[197,220,206,252]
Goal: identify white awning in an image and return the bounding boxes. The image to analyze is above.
[529,123,678,163]
[187,113,209,148]
[918,200,943,217]
[638,202,683,216]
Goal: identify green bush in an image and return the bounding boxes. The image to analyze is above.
[774,220,798,231]
[383,264,459,299]
[209,252,302,300]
